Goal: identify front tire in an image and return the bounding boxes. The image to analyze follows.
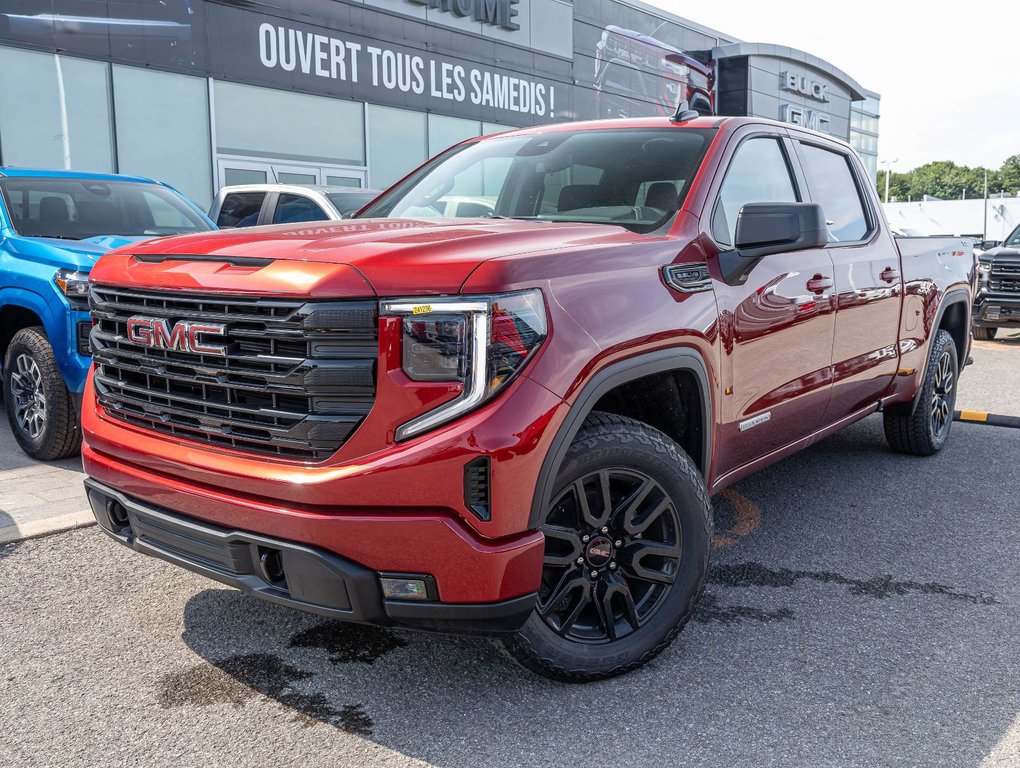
[884,329,958,456]
[499,412,712,682]
[972,326,997,341]
[3,327,81,460]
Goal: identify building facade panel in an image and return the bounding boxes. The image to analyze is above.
[0,0,880,208]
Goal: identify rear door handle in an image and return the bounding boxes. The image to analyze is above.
[806,274,833,294]
[880,267,901,283]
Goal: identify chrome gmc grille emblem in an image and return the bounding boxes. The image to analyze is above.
[126,316,227,356]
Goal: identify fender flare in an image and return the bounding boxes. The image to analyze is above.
[0,286,58,340]
[908,288,971,415]
[528,347,713,529]
[0,285,82,388]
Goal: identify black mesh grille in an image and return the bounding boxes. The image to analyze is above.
[89,285,377,461]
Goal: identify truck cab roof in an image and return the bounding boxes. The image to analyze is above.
[0,167,159,184]
[482,115,854,151]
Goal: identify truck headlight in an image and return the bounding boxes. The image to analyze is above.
[54,269,91,305]
[978,261,991,288]
[53,267,90,303]
[381,289,547,440]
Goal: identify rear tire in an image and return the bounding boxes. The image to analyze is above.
[884,329,958,456]
[972,326,997,341]
[3,327,81,460]
[499,412,712,682]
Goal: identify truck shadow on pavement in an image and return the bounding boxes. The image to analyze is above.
[173,416,1019,768]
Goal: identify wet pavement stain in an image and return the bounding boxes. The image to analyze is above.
[290,621,407,664]
[710,562,997,605]
[693,593,795,625]
[158,654,373,735]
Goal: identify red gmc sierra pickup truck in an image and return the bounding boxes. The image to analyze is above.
[82,115,975,681]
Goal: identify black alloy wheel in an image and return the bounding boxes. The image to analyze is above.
[500,412,712,682]
[539,468,682,643]
[929,346,955,440]
[884,329,958,456]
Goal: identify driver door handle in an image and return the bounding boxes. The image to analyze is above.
[880,267,901,283]
[806,274,833,294]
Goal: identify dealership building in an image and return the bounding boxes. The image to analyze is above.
[0,0,880,209]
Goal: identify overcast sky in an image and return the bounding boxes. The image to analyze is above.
[652,1,1019,174]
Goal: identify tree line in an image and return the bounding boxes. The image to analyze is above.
[876,155,1020,201]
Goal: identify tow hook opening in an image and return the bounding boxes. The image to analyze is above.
[107,500,129,530]
[257,546,288,589]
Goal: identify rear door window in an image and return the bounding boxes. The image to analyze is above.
[272,194,330,224]
[798,144,870,243]
[217,192,266,228]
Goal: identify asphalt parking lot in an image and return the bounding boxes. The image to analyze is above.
[1,333,1018,768]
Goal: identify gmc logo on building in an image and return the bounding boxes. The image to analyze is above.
[126,317,228,356]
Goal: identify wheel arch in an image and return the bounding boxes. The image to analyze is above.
[528,348,713,529]
[0,298,47,365]
[908,288,970,415]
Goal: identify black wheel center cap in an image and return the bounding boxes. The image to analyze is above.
[585,536,614,567]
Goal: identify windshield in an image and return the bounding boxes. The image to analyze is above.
[0,178,212,240]
[1007,225,1020,247]
[326,191,378,215]
[359,128,715,234]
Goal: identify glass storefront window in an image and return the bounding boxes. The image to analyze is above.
[326,176,360,188]
[428,114,481,158]
[214,82,365,167]
[113,65,213,209]
[483,122,512,135]
[850,131,879,155]
[368,104,426,189]
[224,168,268,186]
[0,47,114,173]
[60,57,115,173]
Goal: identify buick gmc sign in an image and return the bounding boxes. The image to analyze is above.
[781,71,830,102]
[405,0,520,30]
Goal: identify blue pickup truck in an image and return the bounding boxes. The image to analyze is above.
[0,169,214,459]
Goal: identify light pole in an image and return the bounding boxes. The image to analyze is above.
[880,157,898,204]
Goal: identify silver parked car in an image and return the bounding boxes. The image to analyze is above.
[209,184,380,228]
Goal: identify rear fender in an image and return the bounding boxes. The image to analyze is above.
[907,288,970,416]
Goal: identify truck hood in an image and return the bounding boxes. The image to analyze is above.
[7,234,153,272]
[119,218,645,295]
[982,246,1020,261]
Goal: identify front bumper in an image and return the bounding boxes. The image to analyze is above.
[85,479,537,635]
[973,291,1020,326]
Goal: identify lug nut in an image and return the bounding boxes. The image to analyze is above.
[609,562,617,570]
[581,534,590,543]
[614,540,622,547]
[576,557,584,565]
[590,570,598,578]
[601,526,609,534]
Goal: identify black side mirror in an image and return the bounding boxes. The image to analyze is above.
[734,203,828,259]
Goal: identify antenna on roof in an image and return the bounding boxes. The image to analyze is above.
[671,99,700,123]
